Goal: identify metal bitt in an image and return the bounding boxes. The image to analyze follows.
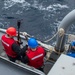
[55,28,65,52]
[55,9,75,52]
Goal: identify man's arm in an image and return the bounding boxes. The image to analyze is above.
[21,55,29,64]
[12,42,27,56]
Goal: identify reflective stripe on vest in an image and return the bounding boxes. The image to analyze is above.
[26,46,45,68]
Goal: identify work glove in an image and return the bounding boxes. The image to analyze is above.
[22,32,30,40]
[22,32,30,37]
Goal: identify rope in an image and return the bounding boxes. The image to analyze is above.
[44,31,58,43]
[44,31,75,43]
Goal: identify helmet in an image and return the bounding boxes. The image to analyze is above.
[6,27,16,36]
[28,38,38,48]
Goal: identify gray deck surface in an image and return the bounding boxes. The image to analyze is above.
[0,58,39,75]
[0,41,41,75]
[0,40,53,75]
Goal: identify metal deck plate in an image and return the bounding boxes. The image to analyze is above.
[48,54,75,75]
[0,56,40,75]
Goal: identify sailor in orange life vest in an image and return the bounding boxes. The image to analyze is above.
[22,38,45,71]
[1,27,27,62]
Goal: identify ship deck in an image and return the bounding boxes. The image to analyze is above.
[0,40,54,75]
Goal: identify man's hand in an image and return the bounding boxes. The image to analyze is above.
[22,32,29,40]
[72,46,75,50]
[22,32,28,36]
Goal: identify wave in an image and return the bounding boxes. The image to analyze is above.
[3,0,30,9]
[2,0,71,43]
[3,0,69,20]
[4,0,69,11]
[3,0,69,28]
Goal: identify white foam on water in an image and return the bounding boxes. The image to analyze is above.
[29,1,69,20]
[31,0,69,11]
[3,0,30,9]
[4,0,16,9]
[3,0,69,21]
[4,0,69,11]
[10,0,25,3]
[46,4,69,11]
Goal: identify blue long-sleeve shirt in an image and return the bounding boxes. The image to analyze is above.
[71,40,75,46]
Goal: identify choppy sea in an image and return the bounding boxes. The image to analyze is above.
[0,0,75,45]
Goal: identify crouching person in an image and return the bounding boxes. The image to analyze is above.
[1,27,27,62]
[22,38,45,72]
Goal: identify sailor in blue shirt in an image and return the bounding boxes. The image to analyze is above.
[71,40,75,50]
[67,40,75,58]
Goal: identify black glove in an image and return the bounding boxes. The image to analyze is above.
[25,44,28,50]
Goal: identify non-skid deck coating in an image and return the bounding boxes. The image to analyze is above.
[0,40,53,75]
[0,57,40,75]
[0,41,40,75]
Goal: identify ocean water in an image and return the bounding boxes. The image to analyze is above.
[0,0,75,45]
